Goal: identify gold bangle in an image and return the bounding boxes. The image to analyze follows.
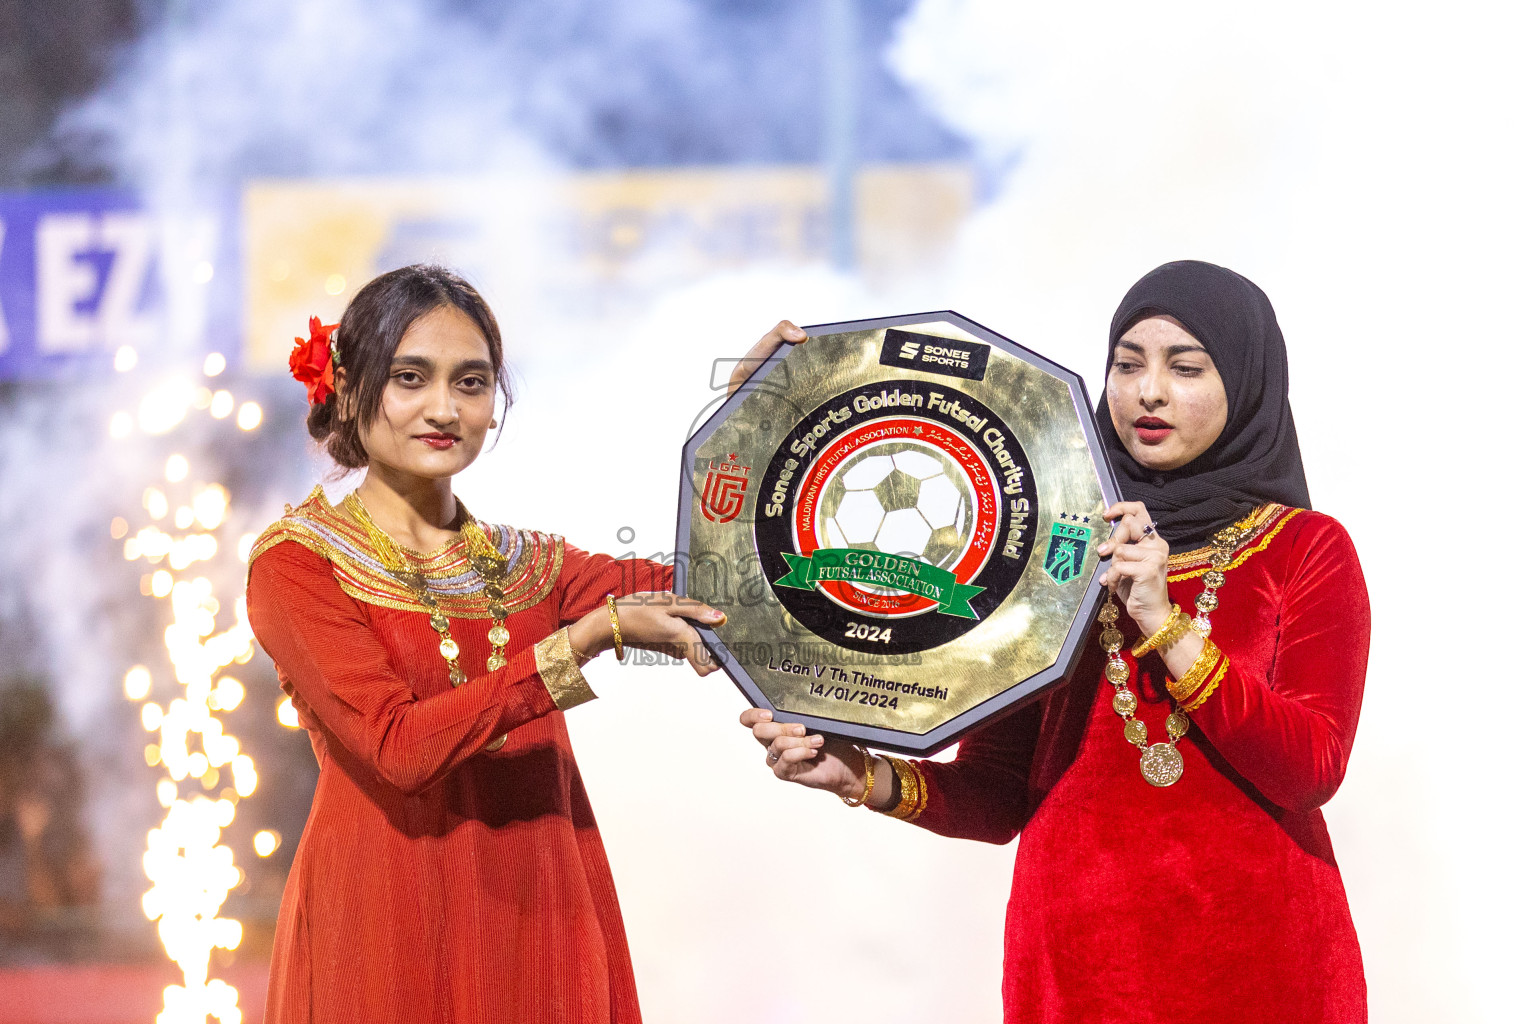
[1168,638,1221,703]
[1131,605,1190,658]
[842,745,875,807]
[1182,657,1228,713]
[605,594,624,660]
[879,756,920,820]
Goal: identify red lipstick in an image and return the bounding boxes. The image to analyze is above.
[417,432,460,451]
[1133,416,1172,444]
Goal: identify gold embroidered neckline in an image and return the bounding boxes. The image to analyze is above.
[249,486,565,618]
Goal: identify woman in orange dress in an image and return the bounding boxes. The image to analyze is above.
[247,264,724,1023]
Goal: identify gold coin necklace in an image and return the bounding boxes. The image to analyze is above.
[1101,523,1240,787]
[1187,523,1241,638]
[346,493,514,752]
[461,522,515,672]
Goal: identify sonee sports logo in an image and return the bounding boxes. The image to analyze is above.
[879,328,991,381]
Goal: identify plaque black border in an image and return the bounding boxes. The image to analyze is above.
[674,311,1123,756]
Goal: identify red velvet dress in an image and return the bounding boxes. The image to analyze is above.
[245,488,670,1024]
[907,505,1370,1023]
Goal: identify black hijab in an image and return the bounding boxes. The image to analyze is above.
[1092,260,1311,552]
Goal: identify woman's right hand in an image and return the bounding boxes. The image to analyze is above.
[726,320,807,397]
[738,708,869,800]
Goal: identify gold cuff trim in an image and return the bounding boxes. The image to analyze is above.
[1183,658,1228,713]
[534,627,597,711]
[1168,639,1222,703]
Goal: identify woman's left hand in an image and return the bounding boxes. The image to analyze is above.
[1099,501,1174,637]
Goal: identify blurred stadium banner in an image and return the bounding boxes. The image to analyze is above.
[242,163,972,370]
[0,191,226,378]
[0,165,970,379]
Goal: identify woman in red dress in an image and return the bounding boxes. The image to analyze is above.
[247,265,725,1023]
[743,261,1370,1023]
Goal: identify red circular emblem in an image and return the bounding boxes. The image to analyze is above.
[790,417,999,618]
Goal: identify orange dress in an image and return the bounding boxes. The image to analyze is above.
[246,488,670,1024]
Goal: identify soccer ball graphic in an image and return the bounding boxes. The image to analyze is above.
[818,443,974,574]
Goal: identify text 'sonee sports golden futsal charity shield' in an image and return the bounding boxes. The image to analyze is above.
[676,313,1121,755]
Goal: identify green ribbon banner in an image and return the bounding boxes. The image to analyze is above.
[774,548,985,619]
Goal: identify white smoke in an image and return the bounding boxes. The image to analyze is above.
[56,0,551,190]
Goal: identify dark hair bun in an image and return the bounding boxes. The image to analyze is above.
[305,388,369,469]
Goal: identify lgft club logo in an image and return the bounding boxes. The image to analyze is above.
[699,453,751,524]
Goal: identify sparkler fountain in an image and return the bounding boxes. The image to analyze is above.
[112,350,287,1023]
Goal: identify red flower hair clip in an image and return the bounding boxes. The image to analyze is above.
[289,316,340,404]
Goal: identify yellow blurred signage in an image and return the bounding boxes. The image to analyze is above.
[243,164,972,371]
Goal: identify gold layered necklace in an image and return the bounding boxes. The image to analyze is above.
[346,492,514,752]
[1101,521,1243,787]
